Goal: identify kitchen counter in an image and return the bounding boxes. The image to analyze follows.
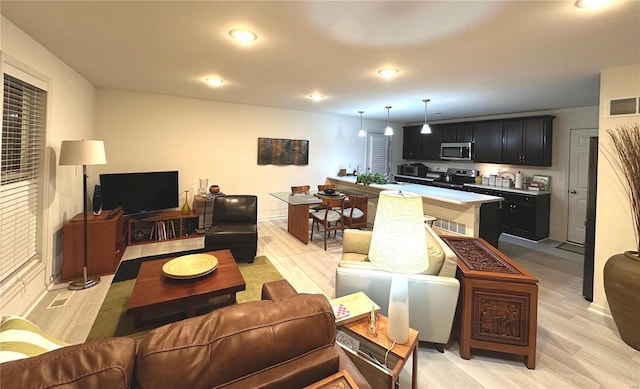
[328,176,503,247]
[330,176,502,205]
[464,183,550,196]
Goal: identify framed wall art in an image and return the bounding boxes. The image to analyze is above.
[257,137,309,165]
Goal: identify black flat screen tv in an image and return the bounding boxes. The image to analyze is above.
[100,171,179,215]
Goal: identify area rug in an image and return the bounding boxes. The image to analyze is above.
[86,255,284,341]
[556,242,585,255]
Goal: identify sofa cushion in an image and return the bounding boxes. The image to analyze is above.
[0,315,67,363]
[420,229,445,275]
[0,337,136,389]
[135,294,338,389]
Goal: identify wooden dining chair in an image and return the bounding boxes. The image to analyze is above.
[310,196,345,250]
[291,185,317,221]
[291,185,310,195]
[342,194,368,229]
[317,184,336,192]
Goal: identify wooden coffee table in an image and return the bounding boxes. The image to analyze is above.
[127,249,246,327]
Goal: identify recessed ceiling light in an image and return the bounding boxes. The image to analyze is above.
[309,94,325,101]
[229,29,257,42]
[205,77,224,87]
[575,0,611,8]
[378,68,399,78]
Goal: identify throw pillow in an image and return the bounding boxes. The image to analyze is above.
[0,315,67,363]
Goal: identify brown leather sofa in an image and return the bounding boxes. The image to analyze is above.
[1,280,370,389]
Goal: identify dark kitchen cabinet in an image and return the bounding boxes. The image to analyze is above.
[466,187,550,241]
[402,125,422,159]
[501,192,550,241]
[441,123,473,143]
[472,121,503,163]
[420,124,443,160]
[502,116,554,166]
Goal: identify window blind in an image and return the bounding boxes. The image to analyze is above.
[368,133,389,175]
[1,74,46,283]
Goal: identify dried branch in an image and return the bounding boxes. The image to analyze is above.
[606,123,640,253]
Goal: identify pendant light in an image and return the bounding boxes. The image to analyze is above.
[358,111,366,137]
[384,106,393,136]
[421,98,432,134]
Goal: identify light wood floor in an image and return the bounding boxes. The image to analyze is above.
[28,219,640,388]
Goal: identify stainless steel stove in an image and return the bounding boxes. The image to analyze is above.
[431,168,479,190]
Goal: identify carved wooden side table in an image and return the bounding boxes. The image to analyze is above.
[443,236,539,369]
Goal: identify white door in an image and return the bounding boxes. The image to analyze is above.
[368,133,389,175]
[567,128,598,244]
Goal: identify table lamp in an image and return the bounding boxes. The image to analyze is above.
[59,140,107,290]
[368,190,428,344]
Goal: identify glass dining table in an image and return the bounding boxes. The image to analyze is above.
[269,190,347,244]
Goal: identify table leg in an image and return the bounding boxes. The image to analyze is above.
[412,342,418,389]
[288,203,310,244]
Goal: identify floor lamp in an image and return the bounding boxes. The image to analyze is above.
[368,190,428,344]
[59,140,107,290]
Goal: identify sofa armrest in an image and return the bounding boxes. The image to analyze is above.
[261,279,297,301]
[335,266,460,345]
[0,337,136,389]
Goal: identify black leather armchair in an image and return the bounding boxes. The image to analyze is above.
[204,195,258,263]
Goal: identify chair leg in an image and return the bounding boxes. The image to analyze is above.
[324,225,328,251]
[310,219,315,241]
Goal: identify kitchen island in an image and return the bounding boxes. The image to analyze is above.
[328,176,504,247]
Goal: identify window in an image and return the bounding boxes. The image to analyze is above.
[1,73,46,283]
[368,133,389,175]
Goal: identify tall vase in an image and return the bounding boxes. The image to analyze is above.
[604,251,640,351]
[181,190,191,215]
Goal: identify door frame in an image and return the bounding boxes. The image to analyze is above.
[566,128,598,244]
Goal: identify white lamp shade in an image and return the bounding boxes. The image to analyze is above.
[358,129,366,137]
[59,140,107,166]
[384,126,394,136]
[420,123,432,134]
[369,190,429,273]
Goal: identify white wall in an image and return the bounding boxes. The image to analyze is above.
[93,89,394,220]
[404,106,599,242]
[0,17,96,314]
[592,63,640,313]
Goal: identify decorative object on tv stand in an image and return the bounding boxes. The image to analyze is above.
[181,190,191,215]
[368,190,428,343]
[199,178,209,197]
[603,123,640,351]
[209,185,220,195]
[59,139,107,290]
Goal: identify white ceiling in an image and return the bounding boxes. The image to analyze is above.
[2,1,639,122]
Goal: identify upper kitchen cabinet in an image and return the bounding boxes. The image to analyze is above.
[402,125,422,159]
[420,124,443,160]
[403,125,442,161]
[502,116,554,166]
[472,120,503,163]
[441,123,473,143]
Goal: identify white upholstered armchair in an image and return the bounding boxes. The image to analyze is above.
[335,226,460,351]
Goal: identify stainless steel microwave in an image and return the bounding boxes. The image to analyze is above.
[441,142,473,161]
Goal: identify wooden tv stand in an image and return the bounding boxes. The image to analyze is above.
[62,210,125,281]
[442,236,539,369]
[127,210,198,245]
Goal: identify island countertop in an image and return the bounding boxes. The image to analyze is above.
[328,176,503,205]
